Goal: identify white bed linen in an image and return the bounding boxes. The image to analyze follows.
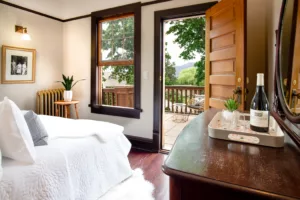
[0,116,132,200]
[39,115,125,142]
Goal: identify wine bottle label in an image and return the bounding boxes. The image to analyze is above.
[250,109,269,128]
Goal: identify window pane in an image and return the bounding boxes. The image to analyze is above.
[124,17,134,35]
[101,40,112,61]
[100,16,134,62]
[101,21,112,40]
[123,38,134,60]
[101,65,134,108]
[112,19,124,39]
[112,38,124,60]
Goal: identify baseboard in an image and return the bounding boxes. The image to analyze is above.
[125,135,159,153]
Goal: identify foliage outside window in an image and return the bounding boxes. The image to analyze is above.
[98,15,135,108]
[165,17,206,86]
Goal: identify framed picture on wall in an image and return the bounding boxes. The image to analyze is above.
[1,45,36,84]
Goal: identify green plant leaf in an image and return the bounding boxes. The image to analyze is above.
[71,79,86,89]
[224,98,239,112]
[57,74,85,90]
[62,82,67,90]
[62,74,67,82]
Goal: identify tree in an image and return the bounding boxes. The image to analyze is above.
[195,56,205,86]
[165,44,177,85]
[103,66,134,84]
[102,17,134,84]
[177,67,197,85]
[166,17,206,86]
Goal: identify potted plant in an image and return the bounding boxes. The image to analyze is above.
[56,75,85,102]
[223,97,239,122]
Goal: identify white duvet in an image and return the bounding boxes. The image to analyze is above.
[0,116,133,200]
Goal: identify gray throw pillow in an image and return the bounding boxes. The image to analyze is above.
[24,111,48,146]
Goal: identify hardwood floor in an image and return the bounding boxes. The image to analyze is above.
[128,150,169,200]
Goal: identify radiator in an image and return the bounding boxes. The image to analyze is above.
[36,88,65,116]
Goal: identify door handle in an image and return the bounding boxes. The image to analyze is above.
[244,88,249,102]
[292,89,300,98]
[233,87,242,104]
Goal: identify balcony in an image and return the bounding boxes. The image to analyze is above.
[165,85,205,113]
[164,85,204,150]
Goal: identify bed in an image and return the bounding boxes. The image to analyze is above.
[0,115,133,200]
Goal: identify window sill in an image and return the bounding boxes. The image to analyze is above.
[91,105,141,119]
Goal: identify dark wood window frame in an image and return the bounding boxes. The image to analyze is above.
[91,2,142,119]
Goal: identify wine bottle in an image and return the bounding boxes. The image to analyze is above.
[250,73,270,133]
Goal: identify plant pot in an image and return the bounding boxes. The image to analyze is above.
[64,90,73,102]
[222,110,234,121]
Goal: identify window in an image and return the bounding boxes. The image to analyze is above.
[91,3,141,119]
[99,15,135,108]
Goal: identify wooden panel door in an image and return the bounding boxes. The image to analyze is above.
[205,0,245,110]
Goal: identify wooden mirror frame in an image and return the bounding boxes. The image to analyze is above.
[274,0,300,147]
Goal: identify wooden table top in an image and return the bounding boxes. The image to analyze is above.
[163,109,300,199]
[54,100,79,105]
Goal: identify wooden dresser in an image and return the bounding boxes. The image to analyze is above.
[162,109,300,200]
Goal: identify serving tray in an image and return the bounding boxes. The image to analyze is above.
[208,112,284,148]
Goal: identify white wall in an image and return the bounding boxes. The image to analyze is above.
[246,0,268,110]
[63,0,217,139]
[0,4,63,110]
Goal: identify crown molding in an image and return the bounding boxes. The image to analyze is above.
[0,0,172,22]
[62,14,92,22]
[141,0,171,7]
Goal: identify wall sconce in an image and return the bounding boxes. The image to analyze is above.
[15,25,31,41]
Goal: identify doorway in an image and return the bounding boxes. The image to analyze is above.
[162,16,206,150]
[153,0,246,150]
[153,2,217,152]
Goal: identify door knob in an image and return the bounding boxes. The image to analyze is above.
[293,80,297,86]
[233,87,242,104]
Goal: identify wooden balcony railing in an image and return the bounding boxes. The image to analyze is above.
[165,85,205,114]
[102,86,134,108]
[102,85,205,114]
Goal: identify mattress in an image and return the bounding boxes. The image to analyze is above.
[0,116,132,200]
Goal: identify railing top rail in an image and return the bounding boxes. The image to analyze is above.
[165,85,205,89]
[102,88,115,92]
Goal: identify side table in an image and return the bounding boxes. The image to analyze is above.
[54,100,79,119]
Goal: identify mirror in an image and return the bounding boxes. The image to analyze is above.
[279,0,300,116]
[275,0,300,147]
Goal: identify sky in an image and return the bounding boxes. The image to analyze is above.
[164,21,201,66]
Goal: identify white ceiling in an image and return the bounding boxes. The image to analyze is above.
[4,0,64,18]
[3,0,155,19]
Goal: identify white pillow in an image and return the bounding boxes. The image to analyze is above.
[21,110,30,115]
[0,97,36,163]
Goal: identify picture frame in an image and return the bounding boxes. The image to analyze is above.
[1,45,36,84]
